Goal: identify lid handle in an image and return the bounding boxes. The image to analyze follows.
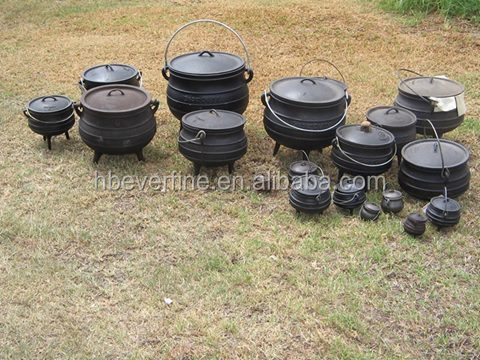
[198,50,215,57]
[299,58,346,84]
[107,89,125,96]
[385,107,399,115]
[41,96,58,102]
[163,19,252,75]
[300,78,316,85]
[209,109,220,116]
[105,64,114,71]
[360,120,371,133]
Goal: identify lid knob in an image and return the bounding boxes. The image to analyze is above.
[361,121,371,133]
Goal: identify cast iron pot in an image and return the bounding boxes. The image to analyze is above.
[178,109,247,174]
[398,136,470,200]
[360,202,381,221]
[79,64,142,92]
[162,19,253,120]
[403,212,427,236]
[288,160,319,183]
[331,121,396,180]
[366,106,417,165]
[394,69,465,137]
[262,59,351,158]
[23,95,75,150]
[426,193,461,228]
[332,177,366,215]
[76,85,159,163]
[381,189,404,214]
[289,175,331,214]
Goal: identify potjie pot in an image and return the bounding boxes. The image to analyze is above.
[426,194,461,228]
[288,160,319,183]
[289,175,331,214]
[262,60,350,157]
[366,106,417,165]
[79,64,142,92]
[331,121,396,179]
[162,19,253,120]
[398,139,470,199]
[381,189,404,214]
[332,177,366,215]
[178,109,247,174]
[76,85,159,163]
[23,95,75,150]
[403,212,427,236]
[394,69,466,137]
[360,202,381,221]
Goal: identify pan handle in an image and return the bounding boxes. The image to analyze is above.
[299,58,346,84]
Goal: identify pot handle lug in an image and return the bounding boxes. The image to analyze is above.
[163,19,253,75]
[78,80,87,94]
[260,92,269,107]
[161,67,170,81]
[150,99,160,114]
[22,109,29,119]
[137,71,143,88]
[299,58,346,84]
[245,68,254,83]
[73,102,83,116]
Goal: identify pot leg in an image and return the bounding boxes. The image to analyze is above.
[65,131,70,140]
[349,208,354,216]
[302,150,310,161]
[93,151,102,164]
[193,163,201,176]
[136,150,145,162]
[46,137,52,150]
[397,154,402,166]
[228,162,235,174]
[273,142,280,156]
[43,136,47,141]
[337,170,344,182]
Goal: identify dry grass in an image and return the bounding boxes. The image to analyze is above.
[0,0,479,358]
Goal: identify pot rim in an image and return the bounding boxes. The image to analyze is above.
[27,95,73,114]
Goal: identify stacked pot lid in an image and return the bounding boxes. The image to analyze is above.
[288,160,319,182]
[394,70,465,136]
[80,64,142,91]
[426,195,461,228]
[332,177,366,214]
[289,175,331,214]
[398,139,470,199]
[403,213,427,236]
[331,121,395,177]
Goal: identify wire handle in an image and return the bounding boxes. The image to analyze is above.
[425,119,449,181]
[163,19,252,77]
[299,59,346,84]
[333,137,397,168]
[334,193,360,205]
[262,90,348,133]
[178,130,207,144]
[23,109,75,124]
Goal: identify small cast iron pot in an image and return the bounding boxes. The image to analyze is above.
[162,19,253,120]
[288,160,319,183]
[426,194,461,228]
[403,212,427,236]
[289,175,331,214]
[79,63,142,92]
[366,106,417,165]
[178,109,247,174]
[76,85,159,163]
[23,95,75,150]
[360,202,381,221]
[332,177,366,215]
[394,69,465,137]
[381,189,404,214]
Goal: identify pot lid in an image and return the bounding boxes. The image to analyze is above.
[82,64,139,83]
[363,202,380,213]
[366,106,416,128]
[383,189,403,201]
[406,212,427,224]
[401,139,469,169]
[289,160,318,175]
[27,95,72,113]
[336,122,395,147]
[292,175,329,196]
[429,195,461,213]
[181,109,245,132]
[399,76,464,98]
[81,85,150,112]
[270,76,347,105]
[168,51,245,76]
[336,177,365,193]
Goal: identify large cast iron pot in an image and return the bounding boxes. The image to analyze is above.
[331,121,396,179]
[394,69,466,136]
[261,60,350,157]
[178,109,247,174]
[366,106,417,165]
[75,85,159,163]
[23,95,75,150]
[79,63,142,92]
[162,19,253,120]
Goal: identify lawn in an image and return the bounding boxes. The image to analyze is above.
[0,0,479,358]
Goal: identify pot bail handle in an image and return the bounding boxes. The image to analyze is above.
[426,119,449,181]
[332,137,397,168]
[396,68,435,108]
[163,19,253,78]
[107,89,125,96]
[299,58,346,84]
[178,130,207,144]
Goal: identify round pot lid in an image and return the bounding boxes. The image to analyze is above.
[168,51,245,76]
[406,212,427,224]
[27,95,72,113]
[289,160,318,175]
[81,85,150,113]
[363,202,380,213]
[292,175,329,196]
[383,189,403,201]
[336,122,395,147]
[336,177,365,193]
[366,106,417,128]
[401,139,469,169]
[429,195,461,213]
[82,64,139,83]
[270,76,347,105]
[399,76,464,98]
[181,109,245,132]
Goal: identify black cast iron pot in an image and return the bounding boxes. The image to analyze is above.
[332,177,366,215]
[261,60,351,157]
[394,69,465,137]
[331,121,396,180]
[426,194,461,228]
[403,213,427,236]
[381,189,404,214]
[79,63,142,92]
[162,19,253,120]
[360,202,381,221]
[178,109,247,174]
[289,175,331,214]
[76,85,159,163]
[23,95,75,150]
